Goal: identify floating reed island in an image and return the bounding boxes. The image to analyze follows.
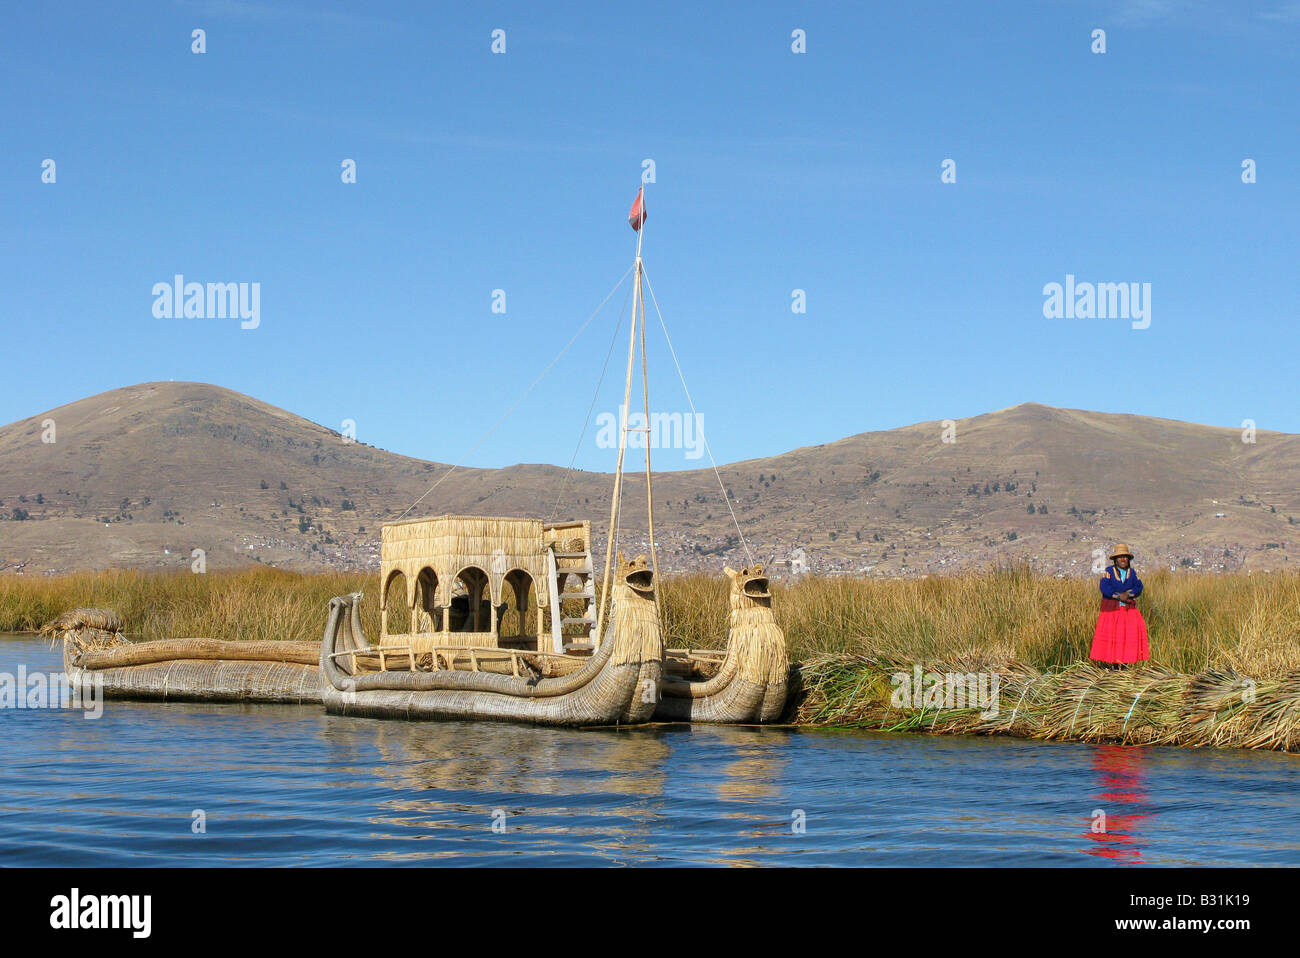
[794,654,1300,751]
[774,564,1300,751]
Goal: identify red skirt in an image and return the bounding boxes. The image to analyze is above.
[1090,607,1150,663]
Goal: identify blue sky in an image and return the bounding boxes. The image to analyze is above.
[3,0,1297,471]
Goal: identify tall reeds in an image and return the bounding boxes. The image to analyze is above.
[660,563,1300,677]
[4,563,1299,675]
[0,568,379,644]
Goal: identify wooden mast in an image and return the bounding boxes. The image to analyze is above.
[597,182,658,643]
[639,253,660,604]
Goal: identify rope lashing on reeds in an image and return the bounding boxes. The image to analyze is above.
[1006,676,1040,730]
[1068,678,1099,736]
[1121,681,1159,738]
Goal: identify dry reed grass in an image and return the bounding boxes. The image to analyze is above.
[0,568,379,643]
[660,563,1300,677]
[5,563,1299,675]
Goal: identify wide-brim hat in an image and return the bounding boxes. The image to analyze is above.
[1109,543,1134,561]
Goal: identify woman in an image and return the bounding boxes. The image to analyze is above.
[1090,544,1150,666]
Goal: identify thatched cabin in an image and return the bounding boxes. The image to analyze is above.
[379,515,597,655]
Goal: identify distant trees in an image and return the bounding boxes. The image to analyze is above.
[11,507,30,521]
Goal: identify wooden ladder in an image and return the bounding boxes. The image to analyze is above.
[547,543,598,653]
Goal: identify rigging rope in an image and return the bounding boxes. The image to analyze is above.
[641,266,755,565]
[396,262,635,521]
[546,275,635,522]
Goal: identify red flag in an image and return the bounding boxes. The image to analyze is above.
[628,187,646,231]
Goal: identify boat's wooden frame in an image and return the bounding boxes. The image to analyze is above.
[655,565,789,723]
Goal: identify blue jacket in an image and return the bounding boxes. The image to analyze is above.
[1099,565,1142,603]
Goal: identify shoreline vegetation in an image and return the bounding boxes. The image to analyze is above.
[4,565,1299,748]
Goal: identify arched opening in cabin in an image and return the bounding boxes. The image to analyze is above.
[414,567,441,633]
[448,566,496,634]
[500,569,537,647]
[383,570,411,636]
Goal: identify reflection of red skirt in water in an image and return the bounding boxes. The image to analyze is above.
[1090,605,1150,663]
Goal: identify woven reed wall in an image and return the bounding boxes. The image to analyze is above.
[380,516,551,611]
[380,631,499,651]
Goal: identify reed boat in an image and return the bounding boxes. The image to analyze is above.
[656,564,789,723]
[314,179,788,726]
[50,179,786,723]
[51,609,321,704]
[320,550,662,726]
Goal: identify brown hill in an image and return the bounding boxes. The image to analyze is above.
[1,382,1296,577]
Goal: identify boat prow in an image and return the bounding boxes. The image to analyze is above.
[656,564,789,723]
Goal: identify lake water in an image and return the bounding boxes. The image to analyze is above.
[2,634,1297,866]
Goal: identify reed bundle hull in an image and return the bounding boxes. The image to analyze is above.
[53,615,322,704]
[67,657,322,704]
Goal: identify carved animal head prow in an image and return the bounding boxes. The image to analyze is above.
[724,563,771,601]
[618,552,655,597]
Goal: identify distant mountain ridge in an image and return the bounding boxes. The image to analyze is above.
[1,381,1296,576]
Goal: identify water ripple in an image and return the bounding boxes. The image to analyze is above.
[2,636,1298,866]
